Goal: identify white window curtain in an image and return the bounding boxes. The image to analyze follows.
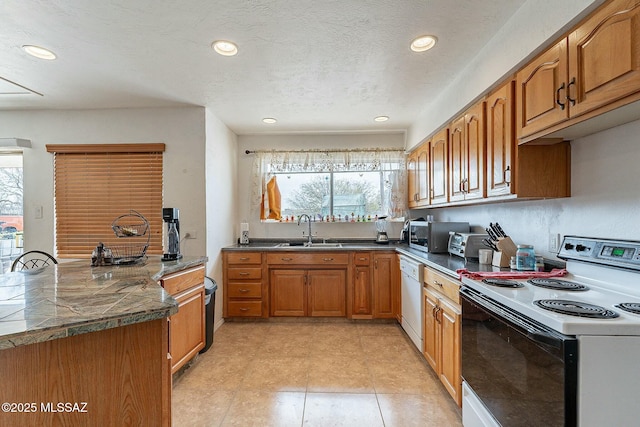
[251,149,407,219]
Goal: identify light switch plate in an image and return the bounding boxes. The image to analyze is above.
[34,206,43,219]
[549,233,560,253]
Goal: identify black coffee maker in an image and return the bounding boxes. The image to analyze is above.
[162,207,182,261]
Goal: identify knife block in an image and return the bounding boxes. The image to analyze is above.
[492,237,518,268]
[492,251,511,268]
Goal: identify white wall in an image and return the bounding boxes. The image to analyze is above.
[406,0,605,150]
[204,109,238,328]
[415,119,640,260]
[0,107,208,256]
[236,133,406,242]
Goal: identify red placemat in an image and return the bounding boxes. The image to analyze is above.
[457,268,567,281]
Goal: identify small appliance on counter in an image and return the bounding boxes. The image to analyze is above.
[375,217,389,244]
[409,220,469,253]
[240,222,250,245]
[162,207,182,261]
[448,232,489,259]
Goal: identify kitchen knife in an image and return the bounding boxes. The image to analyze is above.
[485,227,497,241]
[495,222,507,237]
[482,238,498,251]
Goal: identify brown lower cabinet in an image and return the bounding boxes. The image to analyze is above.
[423,266,462,407]
[160,264,205,374]
[270,268,347,316]
[223,250,398,320]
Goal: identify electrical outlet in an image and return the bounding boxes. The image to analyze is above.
[34,206,43,219]
[549,233,560,253]
[184,231,197,239]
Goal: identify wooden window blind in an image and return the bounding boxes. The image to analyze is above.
[46,144,165,259]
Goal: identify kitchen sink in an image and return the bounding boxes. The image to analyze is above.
[273,242,343,248]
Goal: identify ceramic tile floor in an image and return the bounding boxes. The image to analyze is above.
[172,320,462,427]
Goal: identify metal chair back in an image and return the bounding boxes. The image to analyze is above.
[11,250,58,272]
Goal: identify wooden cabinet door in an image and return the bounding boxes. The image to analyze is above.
[568,0,640,117]
[353,265,372,316]
[449,116,466,203]
[486,81,515,197]
[416,144,430,205]
[270,269,306,316]
[373,253,395,318]
[430,128,449,205]
[407,152,418,207]
[464,101,485,201]
[308,269,346,317]
[516,38,569,138]
[439,298,462,406]
[170,286,205,373]
[423,288,439,372]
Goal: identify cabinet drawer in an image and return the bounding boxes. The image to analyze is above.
[353,252,371,266]
[228,281,262,298]
[226,252,262,264]
[424,267,460,304]
[227,300,263,317]
[161,265,205,296]
[266,252,349,265]
[227,267,262,280]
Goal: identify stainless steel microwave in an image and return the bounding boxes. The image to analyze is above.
[409,221,469,253]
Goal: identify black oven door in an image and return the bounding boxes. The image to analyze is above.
[461,286,577,427]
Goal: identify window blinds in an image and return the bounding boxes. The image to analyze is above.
[47,144,164,259]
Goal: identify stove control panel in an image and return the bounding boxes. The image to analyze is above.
[558,236,640,271]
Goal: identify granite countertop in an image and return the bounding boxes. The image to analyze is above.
[0,255,207,350]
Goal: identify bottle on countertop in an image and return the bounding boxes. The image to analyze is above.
[516,244,535,271]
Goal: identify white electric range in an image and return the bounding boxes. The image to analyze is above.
[460,236,640,427]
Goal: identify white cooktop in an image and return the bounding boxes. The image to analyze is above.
[461,262,640,336]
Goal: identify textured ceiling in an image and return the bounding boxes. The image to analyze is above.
[1,1,527,135]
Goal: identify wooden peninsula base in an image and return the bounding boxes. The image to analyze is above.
[0,319,170,426]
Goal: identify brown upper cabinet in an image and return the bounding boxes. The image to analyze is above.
[430,128,449,206]
[449,100,486,203]
[518,0,640,141]
[486,81,515,197]
[407,144,430,208]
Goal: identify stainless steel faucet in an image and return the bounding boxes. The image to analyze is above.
[297,214,313,245]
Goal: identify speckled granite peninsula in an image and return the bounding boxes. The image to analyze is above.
[0,255,207,427]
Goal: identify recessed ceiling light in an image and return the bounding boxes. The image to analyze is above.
[262,118,277,124]
[374,116,389,122]
[212,40,238,56]
[22,45,57,60]
[410,35,438,52]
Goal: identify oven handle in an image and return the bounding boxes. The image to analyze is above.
[461,286,566,350]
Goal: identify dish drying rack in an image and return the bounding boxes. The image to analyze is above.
[109,210,150,264]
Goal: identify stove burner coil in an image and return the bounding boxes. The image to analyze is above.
[534,299,619,318]
[527,278,589,291]
[481,278,524,288]
[616,303,640,315]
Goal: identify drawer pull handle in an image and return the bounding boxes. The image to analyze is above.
[239,289,250,293]
[239,272,250,276]
[358,257,366,261]
[434,280,443,287]
[239,308,249,312]
[239,257,250,261]
[323,258,334,261]
[281,257,293,261]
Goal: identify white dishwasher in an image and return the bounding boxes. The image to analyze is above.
[399,255,424,351]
